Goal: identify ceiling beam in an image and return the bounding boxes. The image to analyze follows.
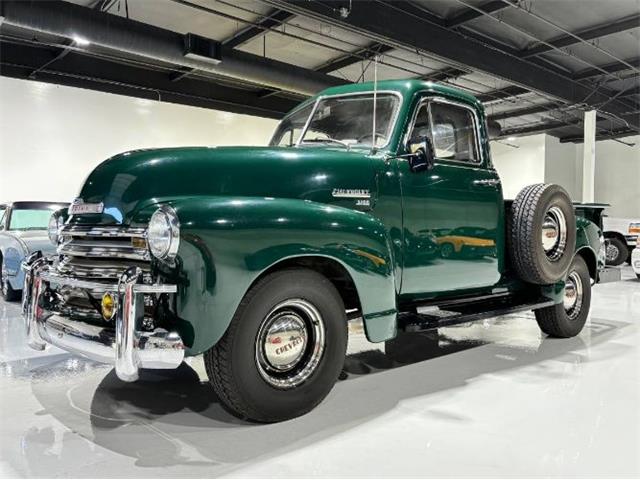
[477,86,529,103]
[501,113,606,137]
[488,102,558,120]
[422,66,468,82]
[501,120,575,136]
[223,9,294,49]
[1,0,343,96]
[0,39,298,119]
[559,129,638,143]
[522,13,640,58]
[615,85,640,98]
[446,1,509,28]
[573,57,640,80]
[264,0,638,131]
[314,42,394,74]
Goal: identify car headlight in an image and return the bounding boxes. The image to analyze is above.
[148,205,180,261]
[48,213,64,245]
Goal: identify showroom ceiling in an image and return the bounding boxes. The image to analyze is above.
[0,0,638,142]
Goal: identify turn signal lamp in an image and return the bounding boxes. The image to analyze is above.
[101,292,117,321]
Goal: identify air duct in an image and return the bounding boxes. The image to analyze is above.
[0,0,345,96]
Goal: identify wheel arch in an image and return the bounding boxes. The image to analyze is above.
[251,255,363,315]
[575,246,597,280]
[603,230,627,244]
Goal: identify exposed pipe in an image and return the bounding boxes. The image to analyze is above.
[0,0,344,96]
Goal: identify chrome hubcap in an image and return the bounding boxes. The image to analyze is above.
[605,242,619,261]
[256,299,325,389]
[542,206,567,261]
[563,271,583,320]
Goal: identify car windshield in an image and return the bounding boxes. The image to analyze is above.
[269,93,400,149]
[9,209,54,230]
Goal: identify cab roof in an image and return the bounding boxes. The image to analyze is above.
[314,79,483,109]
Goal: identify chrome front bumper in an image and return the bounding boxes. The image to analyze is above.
[22,253,184,382]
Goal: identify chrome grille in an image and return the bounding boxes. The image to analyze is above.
[56,225,151,283]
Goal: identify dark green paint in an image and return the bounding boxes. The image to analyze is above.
[68,79,604,354]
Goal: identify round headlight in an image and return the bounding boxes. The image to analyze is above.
[148,205,180,261]
[48,213,63,245]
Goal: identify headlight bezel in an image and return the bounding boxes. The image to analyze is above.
[147,205,180,261]
[48,212,64,246]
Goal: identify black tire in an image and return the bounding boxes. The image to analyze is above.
[604,237,628,266]
[440,243,455,259]
[204,268,347,423]
[535,255,591,338]
[0,259,21,302]
[508,183,576,285]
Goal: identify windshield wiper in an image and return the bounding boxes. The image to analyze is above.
[301,138,351,150]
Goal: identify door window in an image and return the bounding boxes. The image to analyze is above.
[429,102,480,162]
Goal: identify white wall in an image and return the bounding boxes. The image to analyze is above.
[590,136,640,218]
[0,77,278,203]
[490,134,546,199]
[492,132,639,219]
[544,135,582,200]
[545,134,640,218]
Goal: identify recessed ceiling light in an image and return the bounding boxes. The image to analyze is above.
[72,35,90,47]
[507,136,517,141]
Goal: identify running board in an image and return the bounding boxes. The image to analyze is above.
[398,296,556,333]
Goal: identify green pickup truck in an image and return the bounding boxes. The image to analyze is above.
[22,79,614,423]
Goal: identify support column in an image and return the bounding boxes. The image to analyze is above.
[582,110,596,203]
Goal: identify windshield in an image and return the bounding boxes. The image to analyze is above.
[9,209,54,230]
[269,93,400,149]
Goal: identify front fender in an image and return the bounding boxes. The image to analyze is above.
[575,216,603,277]
[160,196,398,355]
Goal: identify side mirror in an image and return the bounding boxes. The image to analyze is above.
[409,137,435,173]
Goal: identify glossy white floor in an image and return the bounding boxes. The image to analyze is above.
[1,268,638,478]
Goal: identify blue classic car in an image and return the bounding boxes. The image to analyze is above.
[0,201,69,301]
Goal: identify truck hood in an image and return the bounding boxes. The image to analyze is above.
[75,146,377,225]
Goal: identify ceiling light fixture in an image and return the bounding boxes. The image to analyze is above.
[72,35,90,47]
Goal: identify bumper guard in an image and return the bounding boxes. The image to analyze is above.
[21,252,184,382]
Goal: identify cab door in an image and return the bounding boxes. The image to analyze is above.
[398,96,502,301]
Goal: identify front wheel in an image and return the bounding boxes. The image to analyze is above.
[535,255,591,338]
[204,268,347,423]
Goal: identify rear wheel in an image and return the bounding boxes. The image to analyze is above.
[204,268,347,423]
[535,255,591,338]
[604,237,628,266]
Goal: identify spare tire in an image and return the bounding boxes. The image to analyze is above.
[508,183,576,285]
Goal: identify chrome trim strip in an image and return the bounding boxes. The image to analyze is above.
[58,243,150,261]
[41,270,177,293]
[61,225,147,238]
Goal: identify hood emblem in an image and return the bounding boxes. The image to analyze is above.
[69,198,104,215]
[331,188,370,199]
